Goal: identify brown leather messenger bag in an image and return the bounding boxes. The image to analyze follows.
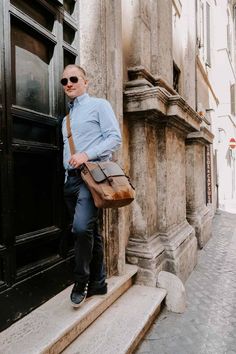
[66,114,135,208]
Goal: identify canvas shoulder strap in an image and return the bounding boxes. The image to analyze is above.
[66,113,76,155]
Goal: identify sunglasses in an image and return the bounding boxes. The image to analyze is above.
[60,76,80,86]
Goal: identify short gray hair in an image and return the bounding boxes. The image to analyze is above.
[64,64,87,78]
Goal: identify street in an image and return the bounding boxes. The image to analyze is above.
[136,210,236,354]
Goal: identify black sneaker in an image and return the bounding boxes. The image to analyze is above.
[70,282,88,307]
[87,283,108,298]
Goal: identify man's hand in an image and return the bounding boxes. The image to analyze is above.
[69,152,88,169]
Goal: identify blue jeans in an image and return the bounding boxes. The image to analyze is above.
[64,174,106,287]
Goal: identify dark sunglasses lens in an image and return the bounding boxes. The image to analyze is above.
[70,76,79,83]
[60,76,79,85]
[61,78,68,86]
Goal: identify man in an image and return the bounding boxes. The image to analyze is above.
[61,64,122,307]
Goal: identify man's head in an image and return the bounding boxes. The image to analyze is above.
[61,64,88,100]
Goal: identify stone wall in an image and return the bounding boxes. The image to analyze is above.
[78,0,214,284]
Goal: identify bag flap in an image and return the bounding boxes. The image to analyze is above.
[99,162,125,178]
[84,162,125,182]
[90,167,106,182]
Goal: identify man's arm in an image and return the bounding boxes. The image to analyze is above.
[69,99,122,168]
[84,99,122,160]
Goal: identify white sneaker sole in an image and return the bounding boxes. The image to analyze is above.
[71,295,87,308]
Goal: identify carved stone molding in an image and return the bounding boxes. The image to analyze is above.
[124,85,202,134]
[187,126,214,145]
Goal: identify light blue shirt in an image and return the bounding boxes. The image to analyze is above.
[62,93,122,170]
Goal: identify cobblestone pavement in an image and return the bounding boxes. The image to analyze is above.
[136,211,236,354]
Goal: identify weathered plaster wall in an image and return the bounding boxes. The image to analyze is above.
[78,0,130,276]
[129,121,158,239]
[186,143,205,210]
[166,128,186,224]
[122,0,152,71]
[151,0,173,85]
[172,0,196,108]
[78,1,107,98]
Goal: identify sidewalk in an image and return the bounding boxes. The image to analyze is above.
[135,210,236,354]
[219,199,236,214]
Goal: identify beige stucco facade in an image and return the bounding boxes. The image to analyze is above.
[211,0,236,211]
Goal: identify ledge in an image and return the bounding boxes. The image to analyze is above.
[186,126,214,144]
[124,86,202,133]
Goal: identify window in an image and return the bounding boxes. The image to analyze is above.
[173,61,181,93]
[227,10,233,59]
[206,2,211,66]
[172,0,182,17]
[230,83,236,116]
[11,19,53,114]
[197,0,204,50]
[197,1,211,67]
[64,0,76,15]
[10,0,54,31]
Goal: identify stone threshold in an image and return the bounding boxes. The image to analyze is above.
[62,285,167,354]
[0,264,138,354]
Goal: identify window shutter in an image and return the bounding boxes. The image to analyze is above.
[206,2,211,66]
[231,83,236,116]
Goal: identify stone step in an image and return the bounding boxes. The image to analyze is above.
[62,285,166,354]
[0,264,138,354]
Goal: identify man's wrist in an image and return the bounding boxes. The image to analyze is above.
[84,148,98,161]
[82,152,89,161]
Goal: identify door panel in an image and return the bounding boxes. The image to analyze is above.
[0,257,4,286]
[12,115,55,143]
[0,4,5,274]
[11,0,54,31]
[13,151,56,236]
[0,152,3,248]
[0,0,79,331]
[11,20,53,114]
[16,236,60,277]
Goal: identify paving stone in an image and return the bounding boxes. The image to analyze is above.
[136,211,236,354]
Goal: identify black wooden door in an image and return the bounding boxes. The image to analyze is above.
[0,0,78,331]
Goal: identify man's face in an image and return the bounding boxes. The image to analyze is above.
[61,67,88,100]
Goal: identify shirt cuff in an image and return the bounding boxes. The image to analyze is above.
[84,148,98,161]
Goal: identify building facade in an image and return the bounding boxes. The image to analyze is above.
[211,0,236,211]
[2,0,234,331]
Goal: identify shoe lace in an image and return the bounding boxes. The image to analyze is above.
[73,282,88,293]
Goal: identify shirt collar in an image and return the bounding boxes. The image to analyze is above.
[68,93,89,110]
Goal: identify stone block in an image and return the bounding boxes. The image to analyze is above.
[157,270,186,313]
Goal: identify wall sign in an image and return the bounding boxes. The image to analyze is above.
[206,145,212,204]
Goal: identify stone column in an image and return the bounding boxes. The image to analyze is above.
[125,86,201,284]
[186,128,214,248]
[156,122,197,282]
[126,119,166,286]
